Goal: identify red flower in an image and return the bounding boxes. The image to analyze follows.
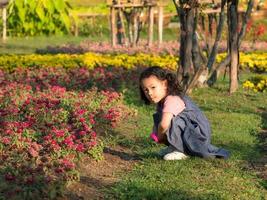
[5,173,16,181]
[90,118,95,125]
[79,117,85,123]
[1,136,11,145]
[255,25,265,36]
[63,136,74,148]
[76,143,85,152]
[53,129,65,138]
[91,131,97,138]
[55,167,64,173]
[61,158,75,169]
[78,130,86,136]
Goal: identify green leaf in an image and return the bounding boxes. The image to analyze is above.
[60,13,71,32]
[43,0,55,14]
[36,3,45,21]
[54,0,64,12]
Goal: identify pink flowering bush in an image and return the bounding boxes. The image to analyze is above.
[0,67,133,199]
[37,39,267,55]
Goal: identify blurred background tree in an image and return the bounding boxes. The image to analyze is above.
[7,0,73,36]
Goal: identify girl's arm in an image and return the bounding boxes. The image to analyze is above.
[157,112,173,142]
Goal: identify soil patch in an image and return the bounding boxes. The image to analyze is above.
[60,145,141,200]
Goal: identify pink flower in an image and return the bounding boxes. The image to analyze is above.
[76,109,86,116]
[63,136,74,148]
[51,86,66,95]
[90,118,95,125]
[28,147,38,157]
[79,118,85,123]
[255,25,265,36]
[78,131,86,136]
[76,143,85,152]
[43,134,52,141]
[61,158,75,169]
[91,131,97,138]
[1,136,11,145]
[88,141,97,147]
[31,142,42,151]
[53,129,65,138]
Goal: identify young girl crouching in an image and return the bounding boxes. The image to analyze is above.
[139,66,230,161]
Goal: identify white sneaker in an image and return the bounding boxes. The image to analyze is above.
[158,146,176,157]
[163,151,188,161]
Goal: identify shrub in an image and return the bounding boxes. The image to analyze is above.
[0,67,133,198]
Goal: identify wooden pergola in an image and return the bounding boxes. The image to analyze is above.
[0,0,9,41]
[107,0,165,47]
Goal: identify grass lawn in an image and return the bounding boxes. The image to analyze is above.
[0,35,93,54]
[103,73,267,199]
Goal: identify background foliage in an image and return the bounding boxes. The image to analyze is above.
[7,0,73,36]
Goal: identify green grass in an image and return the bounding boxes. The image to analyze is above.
[104,73,267,199]
[0,35,105,54]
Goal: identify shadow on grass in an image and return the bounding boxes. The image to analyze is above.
[107,182,224,200]
[254,107,267,189]
[103,147,142,161]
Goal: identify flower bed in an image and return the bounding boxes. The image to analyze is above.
[216,52,267,73]
[242,75,267,92]
[0,67,133,199]
[0,52,267,73]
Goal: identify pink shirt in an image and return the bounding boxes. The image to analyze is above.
[162,95,185,116]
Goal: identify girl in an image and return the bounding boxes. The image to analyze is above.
[139,66,230,160]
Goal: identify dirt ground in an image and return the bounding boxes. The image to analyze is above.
[60,145,141,200]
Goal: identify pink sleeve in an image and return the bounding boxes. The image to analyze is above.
[162,96,185,116]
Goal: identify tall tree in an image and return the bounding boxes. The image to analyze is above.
[227,0,239,93]
[172,0,255,94]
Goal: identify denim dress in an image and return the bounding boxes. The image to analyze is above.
[153,96,230,159]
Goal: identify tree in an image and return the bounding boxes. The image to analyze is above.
[172,0,255,94]
[7,0,73,36]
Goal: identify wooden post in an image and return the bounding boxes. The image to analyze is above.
[158,5,163,47]
[3,7,6,41]
[118,8,128,46]
[110,6,116,47]
[148,6,154,47]
[133,9,138,47]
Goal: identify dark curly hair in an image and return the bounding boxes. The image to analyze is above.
[139,66,184,105]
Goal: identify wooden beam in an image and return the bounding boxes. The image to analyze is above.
[109,3,156,8]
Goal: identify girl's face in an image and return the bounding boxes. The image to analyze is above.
[141,75,168,104]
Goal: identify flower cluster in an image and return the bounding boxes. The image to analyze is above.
[0,67,131,199]
[216,52,267,73]
[36,39,267,55]
[1,51,267,73]
[243,75,267,92]
[246,20,266,42]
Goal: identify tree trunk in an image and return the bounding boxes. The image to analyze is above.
[177,1,196,92]
[208,0,254,86]
[228,0,239,94]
